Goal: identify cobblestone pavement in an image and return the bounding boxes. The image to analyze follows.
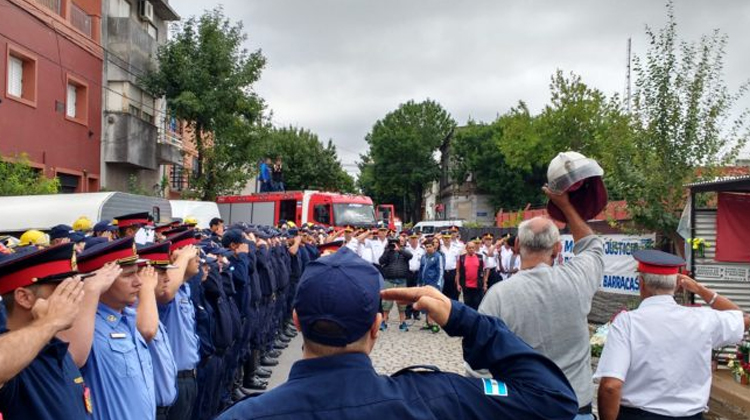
[370,318,465,375]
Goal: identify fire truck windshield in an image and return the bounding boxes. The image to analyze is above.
[333,203,376,226]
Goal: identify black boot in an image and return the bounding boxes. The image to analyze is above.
[256,367,272,378]
[240,376,268,393]
[260,355,279,366]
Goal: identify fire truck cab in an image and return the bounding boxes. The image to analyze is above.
[217,191,377,228]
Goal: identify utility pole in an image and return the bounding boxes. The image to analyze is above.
[625,37,632,112]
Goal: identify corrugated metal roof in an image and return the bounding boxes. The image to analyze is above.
[685,174,750,192]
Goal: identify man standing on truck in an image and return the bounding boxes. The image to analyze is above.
[257,158,272,193]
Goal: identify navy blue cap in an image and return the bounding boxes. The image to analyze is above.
[221,229,250,248]
[49,224,75,240]
[69,232,86,243]
[93,220,118,233]
[201,241,234,257]
[293,247,382,347]
[84,236,108,249]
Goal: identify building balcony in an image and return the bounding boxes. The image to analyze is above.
[70,3,92,37]
[103,111,161,170]
[106,17,157,77]
[157,140,182,166]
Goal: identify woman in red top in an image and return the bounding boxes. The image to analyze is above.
[457,240,485,310]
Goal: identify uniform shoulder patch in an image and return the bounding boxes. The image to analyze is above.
[481,378,508,397]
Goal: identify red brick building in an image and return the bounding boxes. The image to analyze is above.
[0,0,103,192]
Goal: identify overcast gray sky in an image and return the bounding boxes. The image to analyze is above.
[172,1,750,175]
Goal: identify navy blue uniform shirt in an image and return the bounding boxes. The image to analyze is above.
[215,301,578,420]
[0,332,91,420]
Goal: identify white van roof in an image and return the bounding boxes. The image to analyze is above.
[170,200,221,229]
[0,192,172,233]
[413,220,463,227]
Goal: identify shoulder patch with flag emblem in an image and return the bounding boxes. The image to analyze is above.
[482,378,508,397]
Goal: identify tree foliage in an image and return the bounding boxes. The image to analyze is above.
[617,1,749,237]
[261,127,356,193]
[0,155,59,196]
[450,120,547,210]
[496,71,634,202]
[143,7,266,200]
[359,100,456,223]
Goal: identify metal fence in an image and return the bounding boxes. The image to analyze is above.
[70,3,92,37]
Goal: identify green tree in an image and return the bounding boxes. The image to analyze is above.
[0,154,59,195]
[620,1,749,239]
[363,99,456,223]
[262,126,356,193]
[143,7,266,200]
[450,120,547,210]
[496,72,635,201]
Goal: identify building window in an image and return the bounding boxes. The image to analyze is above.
[170,165,184,191]
[192,157,200,179]
[142,110,153,124]
[57,173,80,194]
[66,84,77,117]
[6,46,37,107]
[128,104,140,117]
[147,23,158,40]
[65,75,88,125]
[110,0,131,18]
[7,56,22,97]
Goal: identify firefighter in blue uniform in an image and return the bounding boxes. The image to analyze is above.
[78,237,156,420]
[136,242,179,420]
[254,230,279,368]
[158,229,202,420]
[0,244,92,420]
[216,247,578,420]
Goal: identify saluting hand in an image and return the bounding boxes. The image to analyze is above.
[676,274,702,294]
[138,265,159,292]
[32,277,85,332]
[380,286,452,326]
[85,262,122,294]
[173,244,198,261]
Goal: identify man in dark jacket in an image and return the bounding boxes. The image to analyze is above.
[378,239,412,332]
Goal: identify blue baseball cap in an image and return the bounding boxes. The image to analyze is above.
[293,247,382,347]
[93,220,118,233]
[49,224,75,241]
[221,229,250,248]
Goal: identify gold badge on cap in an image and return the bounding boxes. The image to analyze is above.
[71,252,78,271]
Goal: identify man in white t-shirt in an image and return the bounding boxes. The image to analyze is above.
[403,231,424,320]
[478,234,500,291]
[440,232,463,301]
[595,250,749,420]
[498,237,515,280]
[365,227,389,267]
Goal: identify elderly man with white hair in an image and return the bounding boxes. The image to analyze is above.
[595,250,749,420]
[477,187,604,420]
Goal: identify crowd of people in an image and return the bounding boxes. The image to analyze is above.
[1,184,748,420]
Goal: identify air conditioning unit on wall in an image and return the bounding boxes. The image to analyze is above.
[139,0,154,23]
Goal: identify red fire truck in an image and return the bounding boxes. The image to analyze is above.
[217,191,378,228]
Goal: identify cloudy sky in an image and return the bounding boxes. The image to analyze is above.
[172,1,750,175]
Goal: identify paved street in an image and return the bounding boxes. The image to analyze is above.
[267,317,465,389]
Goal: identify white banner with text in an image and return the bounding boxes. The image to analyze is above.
[558,234,656,295]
